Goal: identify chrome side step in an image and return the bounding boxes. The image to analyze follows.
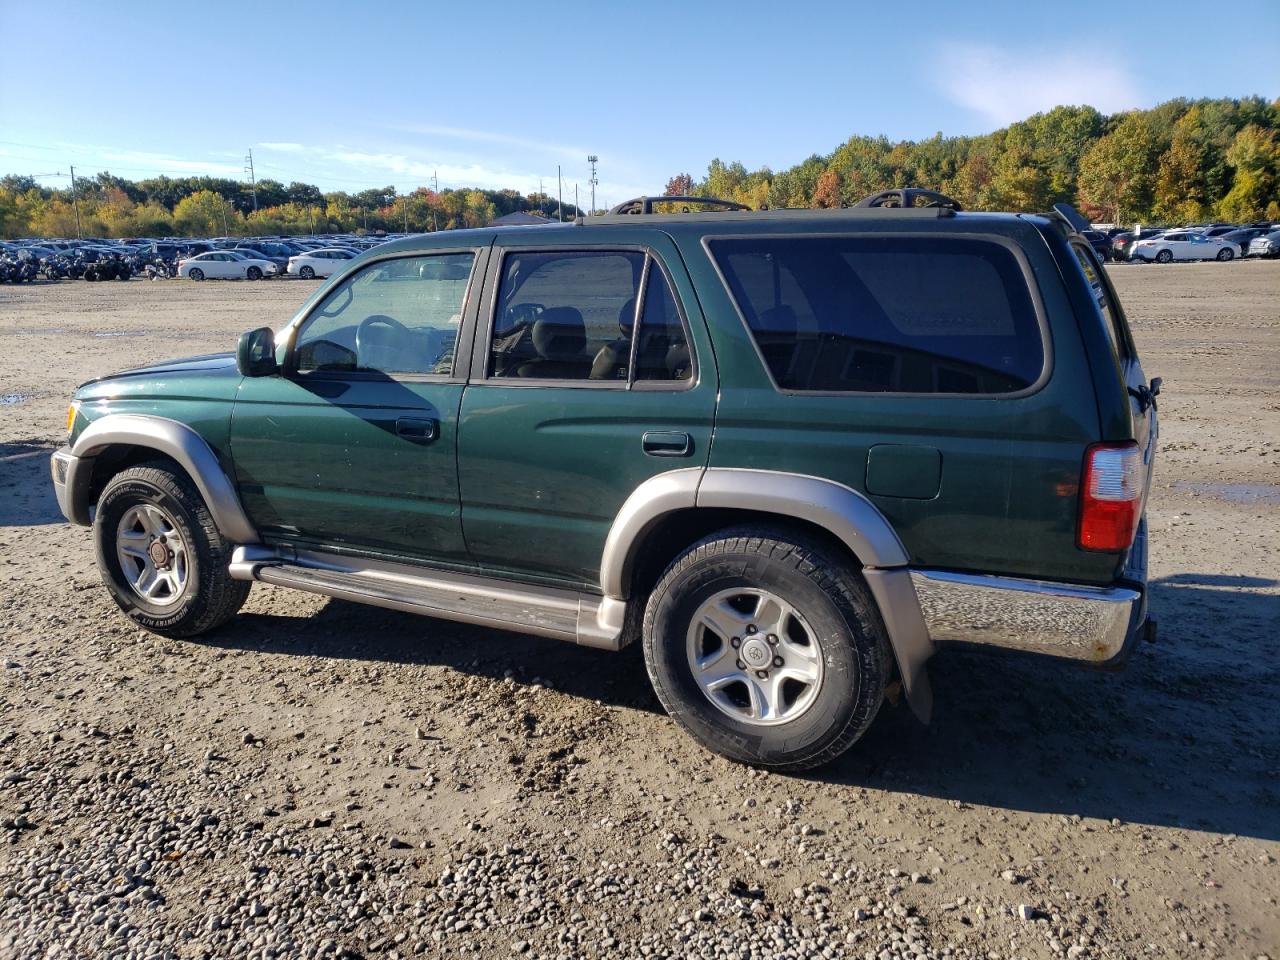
[229,546,626,650]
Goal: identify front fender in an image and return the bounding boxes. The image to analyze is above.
[54,413,258,545]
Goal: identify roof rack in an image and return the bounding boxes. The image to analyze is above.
[608,195,751,215]
[853,188,962,211]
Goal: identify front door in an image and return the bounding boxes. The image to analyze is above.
[456,234,717,589]
[230,248,486,563]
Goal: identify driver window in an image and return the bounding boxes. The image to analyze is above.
[294,253,475,376]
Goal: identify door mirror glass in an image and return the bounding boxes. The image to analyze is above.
[237,326,279,377]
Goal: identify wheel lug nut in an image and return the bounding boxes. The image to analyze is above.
[773,656,784,668]
[730,637,740,648]
[766,634,778,645]
[746,624,757,635]
[736,659,746,671]
[755,670,768,680]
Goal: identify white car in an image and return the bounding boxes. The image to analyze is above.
[178,250,278,281]
[1129,231,1241,263]
[287,248,358,279]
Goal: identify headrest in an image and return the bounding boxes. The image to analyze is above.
[531,308,586,361]
[617,297,637,335]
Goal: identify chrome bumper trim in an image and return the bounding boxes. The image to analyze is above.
[909,569,1142,664]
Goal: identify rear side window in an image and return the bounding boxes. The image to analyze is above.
[489,250,692,384]
[1070,243,1129,362]
[709,236,1045,394]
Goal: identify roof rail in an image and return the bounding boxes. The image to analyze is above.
[854,188,962,211]
[608,195,751,216]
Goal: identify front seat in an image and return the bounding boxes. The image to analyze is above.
[514,308,592,379]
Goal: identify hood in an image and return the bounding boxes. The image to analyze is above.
[76,351,240,398]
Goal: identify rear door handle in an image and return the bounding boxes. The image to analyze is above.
[396,417,438,443]
[642,431,692,457]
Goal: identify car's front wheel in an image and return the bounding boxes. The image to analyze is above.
[643,527,891,770]
[93,462,250,638]
[246,265,262,280]
[1216,248,1234,261]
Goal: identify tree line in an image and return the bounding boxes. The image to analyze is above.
[0,173,580,239]
[667,97,1279,224]
[2,96,1277,239]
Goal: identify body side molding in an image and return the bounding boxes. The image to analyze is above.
[63,414,258,544]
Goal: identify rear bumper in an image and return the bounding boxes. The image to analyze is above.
[909,519,1149,668]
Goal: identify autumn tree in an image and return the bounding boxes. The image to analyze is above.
[1076,113,1160,224]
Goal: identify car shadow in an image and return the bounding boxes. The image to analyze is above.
[196,572,1278,841]
[0,441,65,526]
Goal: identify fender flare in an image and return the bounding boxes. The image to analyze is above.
[600,467,933,721]
[67,414,259,545]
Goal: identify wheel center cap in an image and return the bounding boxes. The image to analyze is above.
[741,637,771,668]
[148,541,170,568]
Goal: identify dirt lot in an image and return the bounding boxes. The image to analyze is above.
[1,263,1277,960]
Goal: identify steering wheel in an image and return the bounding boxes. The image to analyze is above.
[355,314,409,368]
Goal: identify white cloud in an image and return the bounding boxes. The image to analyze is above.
[389,123,585,161]
[935,43,1144,129]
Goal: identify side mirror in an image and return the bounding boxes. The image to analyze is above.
[236,327,279,377]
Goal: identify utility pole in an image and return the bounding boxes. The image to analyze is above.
[574,183,579,218]
[244,149,258,211]
[587,155,598,215]
[431,171,439,232]
[538,177,544,216]
[401,194,408,233]
[308,205,315,233]
[219,200,229,237]
[557,165,563,223]
[68,165,82,239]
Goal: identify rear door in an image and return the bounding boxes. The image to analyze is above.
[455,230,717,589]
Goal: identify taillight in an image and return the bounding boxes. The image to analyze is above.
[1078,442,1143,551]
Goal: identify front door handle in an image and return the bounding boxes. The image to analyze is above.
[642,431,692,457]
[396,417,438,443]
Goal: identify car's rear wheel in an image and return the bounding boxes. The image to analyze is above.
[299,265,315,279]
[189,267,205,281]
[93,462,250,638]
[247,266,262,280]
[1155,249,1173,264]
[1216,248,1233,261]
[643,527,891,770]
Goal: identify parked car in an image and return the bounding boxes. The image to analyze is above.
[1109,230,1163,261]
[1080,229,1113,260]
[232,246,289,274]
[1246,230,1280,258]
[1220,227,1270,252]
[50,189,1157,770]
[287,248,357,279]
[1128,231,1239,262]
[178,250,278,280]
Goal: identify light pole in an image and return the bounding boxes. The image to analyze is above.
[587,155,598,215]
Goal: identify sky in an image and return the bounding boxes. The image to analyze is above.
[1,0,1277,208]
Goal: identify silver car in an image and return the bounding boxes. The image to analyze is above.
[1246,231,1280,258]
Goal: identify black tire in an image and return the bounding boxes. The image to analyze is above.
[642,526,891,770]
[246,266,262,280]
[1216,248,1233,261]
[93,462,250,638]
[189,267,204,281]
[1156,249,1173,263]
[299,265,315,279]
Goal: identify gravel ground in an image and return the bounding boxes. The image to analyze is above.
[1,263,1277,960]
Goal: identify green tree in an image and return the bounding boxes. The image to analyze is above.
[1217,124,1280,221]
[173,190,240,235]
[1077,113,1160,224]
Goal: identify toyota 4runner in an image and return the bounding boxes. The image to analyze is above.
[50,189,1158,770]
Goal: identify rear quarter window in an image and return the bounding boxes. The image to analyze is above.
[709,236,1045,394]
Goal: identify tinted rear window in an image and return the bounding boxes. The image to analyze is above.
[710,236,1044,394]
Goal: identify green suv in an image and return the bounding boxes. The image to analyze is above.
[50,189,1158,770]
